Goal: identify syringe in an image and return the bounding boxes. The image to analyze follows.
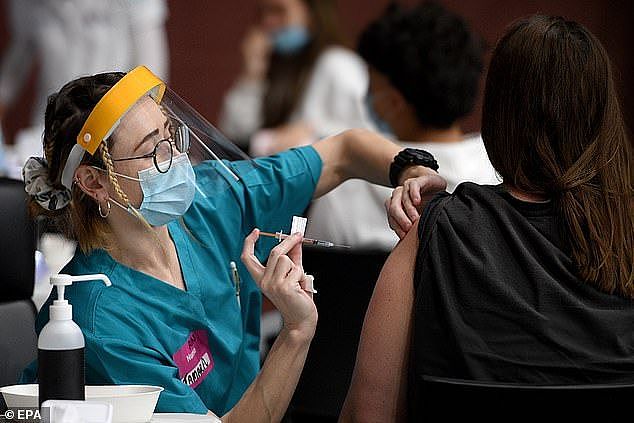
[259,231,351,249]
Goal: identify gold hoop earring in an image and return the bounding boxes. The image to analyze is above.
[98,200,111,218]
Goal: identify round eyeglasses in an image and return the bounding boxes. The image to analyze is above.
[111,119,189,173]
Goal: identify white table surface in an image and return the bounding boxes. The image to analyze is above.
[151,413,221,422]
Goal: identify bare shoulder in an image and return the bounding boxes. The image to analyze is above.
[384,217,420,275]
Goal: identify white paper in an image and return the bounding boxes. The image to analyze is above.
[291,216,307,237]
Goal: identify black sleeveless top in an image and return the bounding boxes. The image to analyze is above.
[409,183,634,414]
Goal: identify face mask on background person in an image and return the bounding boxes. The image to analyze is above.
[271,26,311,54]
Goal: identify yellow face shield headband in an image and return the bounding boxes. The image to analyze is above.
[61,66,166,190]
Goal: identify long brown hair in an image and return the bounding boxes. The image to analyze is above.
[262,0,346,128]
[482,15,634,298]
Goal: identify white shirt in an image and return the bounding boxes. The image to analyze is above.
[306,134,500,251]
[218,46,369,147]
[292,47,369,137]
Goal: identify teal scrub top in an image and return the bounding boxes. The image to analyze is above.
[22,146,323,415]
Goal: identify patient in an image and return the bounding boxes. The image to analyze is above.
[341,15,634,421]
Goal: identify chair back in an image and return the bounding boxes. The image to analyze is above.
[0,300,37,387]
[415,375,634,418]
[0,178,38,410]
[287,247,390,422]
[0,177,36,302]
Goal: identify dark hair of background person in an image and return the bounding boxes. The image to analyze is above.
[262,0,347,128]
[29,72,129,254]
[482,15,634,298]
[357,1,484,128]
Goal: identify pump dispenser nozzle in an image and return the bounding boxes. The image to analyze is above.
[50,273,112,290]
[48,274,111,321]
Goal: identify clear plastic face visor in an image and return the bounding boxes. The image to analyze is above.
[61,68,256,205]
[158,87,256,197]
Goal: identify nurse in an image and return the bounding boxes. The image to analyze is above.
[21,67,445,419]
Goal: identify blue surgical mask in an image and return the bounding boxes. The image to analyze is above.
[271,26,310,54]
[136,153,196,226]
[365,93,394,136]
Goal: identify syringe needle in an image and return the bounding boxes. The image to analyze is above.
[259,231,284,239]
[257,231,351,249]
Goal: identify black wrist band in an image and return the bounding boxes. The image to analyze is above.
[389,148,439,188]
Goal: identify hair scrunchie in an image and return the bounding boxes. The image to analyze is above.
[22,157,71,211]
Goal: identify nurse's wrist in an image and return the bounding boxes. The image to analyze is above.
[396,164,437,187]
[280,324,316,345]
[391,149,440,187]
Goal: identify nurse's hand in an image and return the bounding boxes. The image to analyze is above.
[241,229,318,337]
[386,175,446,239]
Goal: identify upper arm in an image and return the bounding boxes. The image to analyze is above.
[340,219,420,422]
[311,132,348,198]
[312,128,402,198]
[231,148,322,230]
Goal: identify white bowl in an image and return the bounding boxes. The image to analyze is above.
[0,384,164,423]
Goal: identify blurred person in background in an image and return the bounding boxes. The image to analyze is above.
[219,0,371,355]
[306,2,498,249]
[0,0,169,178]
[219,0,369,156]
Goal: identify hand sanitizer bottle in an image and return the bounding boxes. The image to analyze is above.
[38,274,111,407]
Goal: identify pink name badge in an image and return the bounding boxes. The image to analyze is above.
[173,329,214,389]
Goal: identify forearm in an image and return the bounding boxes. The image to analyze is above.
[339,129,400,186]
[312,129,399,197]
[313,129,439,198]
[222,328,313,423]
